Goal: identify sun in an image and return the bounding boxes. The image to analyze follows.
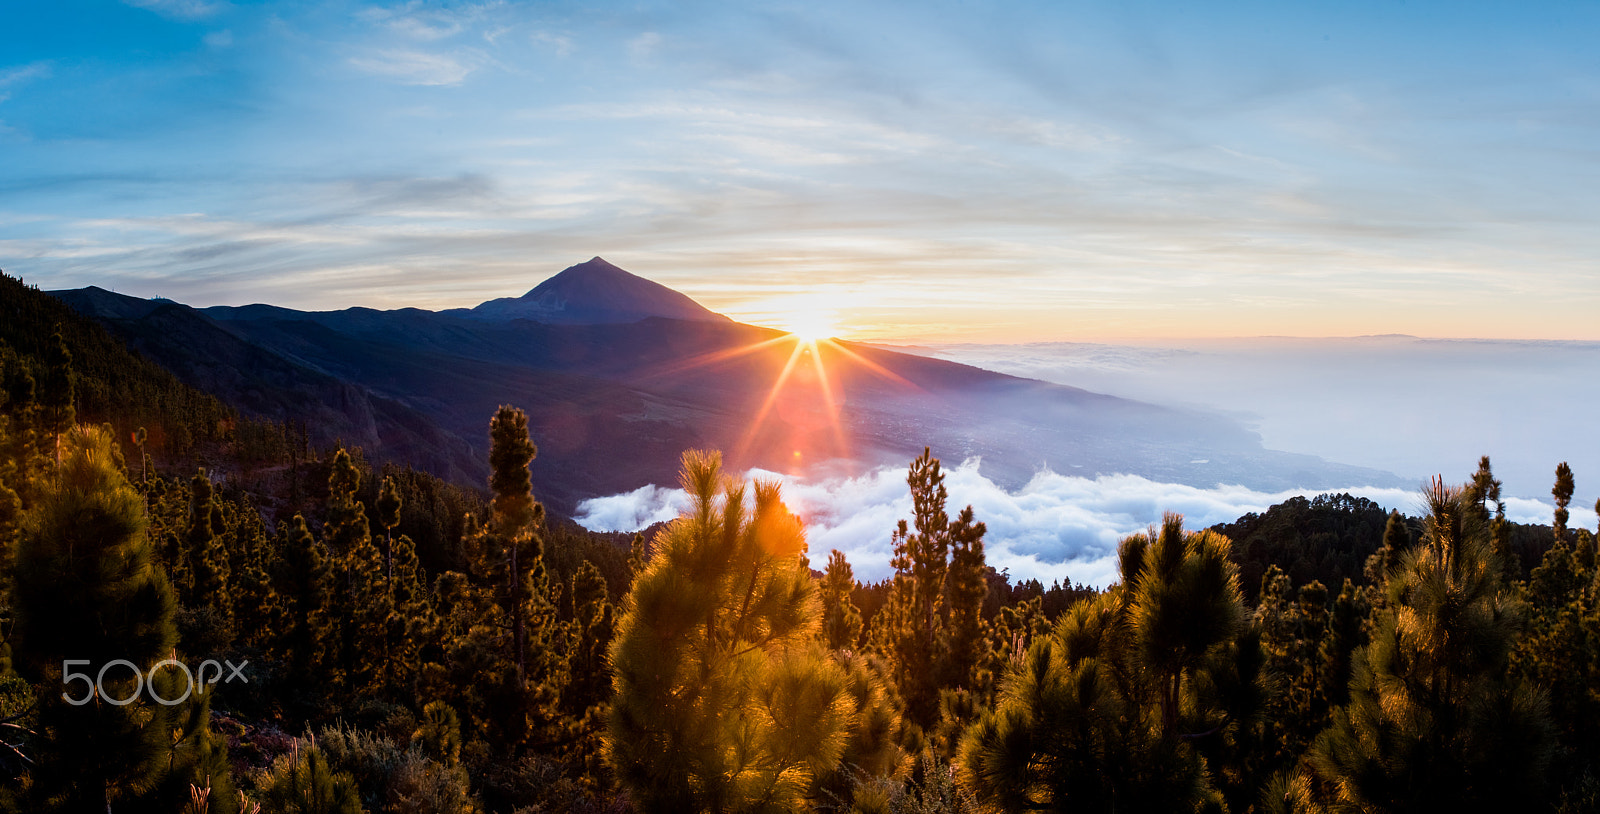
[778,310,840,343]
[641,299,917,473]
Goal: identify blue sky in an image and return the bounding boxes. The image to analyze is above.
[2,0,1598,341]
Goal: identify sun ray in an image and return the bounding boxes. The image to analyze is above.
[820,338,922,392]
[806,337,852,462]
[637,333,795,381]
[734,336,810,461]
[682,321,925,475]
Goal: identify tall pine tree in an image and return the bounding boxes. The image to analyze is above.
[607,449,854,813]
[820,550,864,652]
[959,514,1250,812]
[1307,477,1554,811]
[871,449,991,739]
[12,425,235,813]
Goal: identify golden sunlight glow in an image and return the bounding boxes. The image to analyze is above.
[634,307,921,475]
[777,311,840,343]
[731,292,848,343]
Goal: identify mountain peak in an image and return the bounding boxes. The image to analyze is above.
[467,257,730,325]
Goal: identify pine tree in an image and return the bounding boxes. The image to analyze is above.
[11,425,234,812]
[627,531,648,587]
[228,504,278,652]
[1363,509,1411,608]
[385,528,432,698]
[816,653,907,808]
[326,448,388,695]
[414,700,464,768]
[1308,477,1554,811]
[1319,578,1367,711]
[184,468,235,647]
[895,450,950,663]
[563,561,615,719]
[37,328,73,452]
[482,406,567,749]
[369,474,424,697]
[871,448,991,738]
[1257,568,1325,763]
[0,374,23,602]
[607,449,855,813]
[258,740,362,814]
[274,514,335,694]
[943,506,989,696]
[1514,498,1600,782]
[377,475,402,586]
[1467,455,1512,576]
[820,550,864,652]
[487,405,543,687]
[1554,461,1576,543]
[959,513,1248,812]
[556,559,617,784]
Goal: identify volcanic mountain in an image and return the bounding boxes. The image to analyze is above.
[451,257,731,324]
[51,259,1402,513]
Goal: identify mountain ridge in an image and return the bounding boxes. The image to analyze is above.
[49,260,1406,513]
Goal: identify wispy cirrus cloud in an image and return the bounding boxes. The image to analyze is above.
[629,32,662,60]
[122,0,228,20]
[4,0,1600,342]
[0,62,52,104]
[348,48,483,85]
[358,2,506,41]
[530,31,574,57]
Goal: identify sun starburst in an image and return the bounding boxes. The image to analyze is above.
[633,311,917,475]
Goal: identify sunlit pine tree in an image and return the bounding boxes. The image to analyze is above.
[257,739,361,814]
[1467,455,1513,577]
[324,448,390,696]
[273,514,336,697]
[943,505,990,693]
[606,449,856,813]
[452,405,568,752]
[1511,467,1600,791]
[371,473,430,697]
[386,525,433,698]
[183,468,236,649]
[377,474,402,585]
[1306,477,1554,811]
[11,426,235,813]
[820,549,864,652]
[870,448,992,740]
[227,500,279,653]
[959,513,1251,812]
[0,360,24,599]
[562,560,615,720]
[557,559,617,785]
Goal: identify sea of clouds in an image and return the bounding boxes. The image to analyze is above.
[574,459,1586,587]
[924,337,1600,502]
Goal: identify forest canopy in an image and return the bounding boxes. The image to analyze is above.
[0,273,1596,812]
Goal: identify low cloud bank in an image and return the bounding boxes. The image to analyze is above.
[927,338,1600,502]
[575,461,1585,588]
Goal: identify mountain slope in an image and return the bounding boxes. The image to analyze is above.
[0,274,237,459]
[48,289,484,483]
[50,261,1405,513]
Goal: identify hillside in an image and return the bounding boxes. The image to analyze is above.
[51,259,1404,512]
[0,272,243,461]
